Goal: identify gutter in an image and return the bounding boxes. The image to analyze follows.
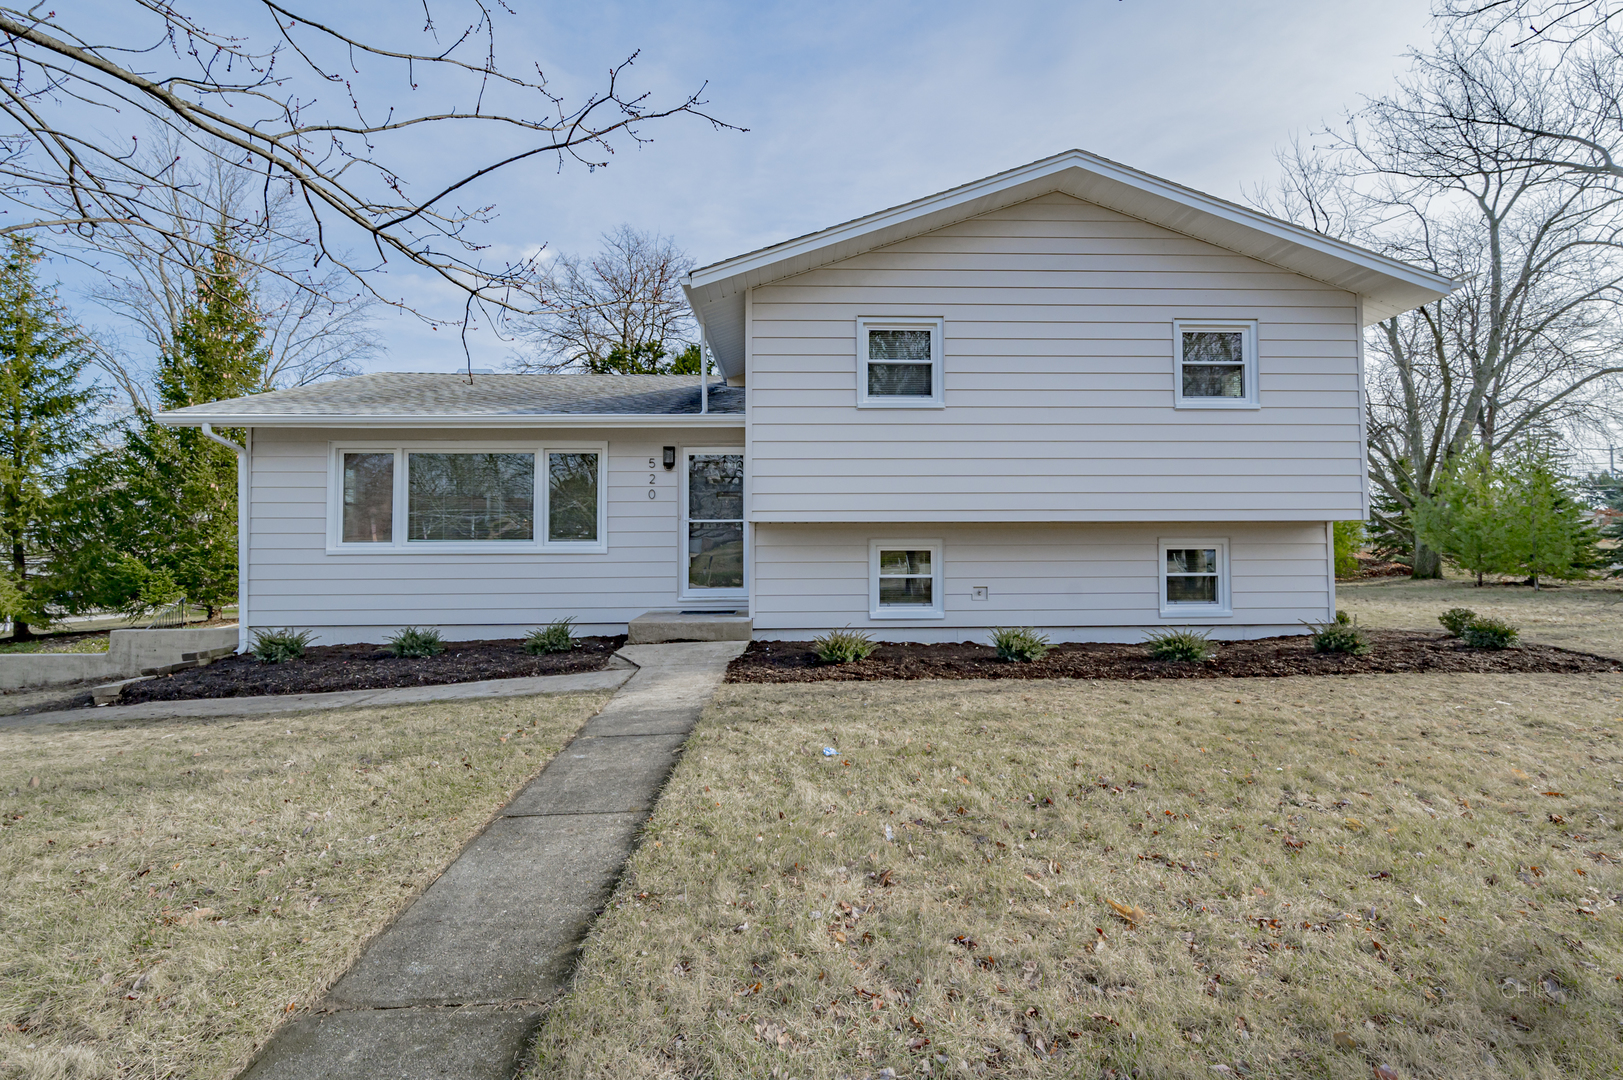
[199,424,249,655]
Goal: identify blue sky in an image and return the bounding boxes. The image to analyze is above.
[70,0,1439,374]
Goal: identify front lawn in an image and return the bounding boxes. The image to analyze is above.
[0,690,610,1080]
[1338,577,1623,658]
[532,674,1623,1080]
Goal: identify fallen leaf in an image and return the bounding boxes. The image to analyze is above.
[1333,1030,1358,1049]
[1374,1066,1401,1080]
[907,1036,930,1052]
[1107,899,1148,927]
[830,930,846,943]
[1511,768,1530,780]
[1344,817,1365,831]
[1283,835,1306,850]
[1541,791,1564,797]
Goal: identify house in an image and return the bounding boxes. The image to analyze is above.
[158,150,1455,652]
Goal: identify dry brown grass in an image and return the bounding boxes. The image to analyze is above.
[1338,577,1623,658]
[0,691,610,1080]
[531,674,1623,1080]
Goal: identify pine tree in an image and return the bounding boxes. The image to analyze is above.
[113,237,268,620]
[1415,450,1506,586]
[1496,445,1604,589]
[0,237,100,639]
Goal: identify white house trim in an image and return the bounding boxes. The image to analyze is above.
[1171,319,1260,410]
[855,316,946,409]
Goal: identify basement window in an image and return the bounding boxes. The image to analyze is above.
[870,540,945,619]
[1159,538,1231,617]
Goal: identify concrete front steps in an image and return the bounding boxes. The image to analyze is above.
[626,609,751,645]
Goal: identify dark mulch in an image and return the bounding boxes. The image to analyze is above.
[121,636,627,703]
[726,630,1623,683]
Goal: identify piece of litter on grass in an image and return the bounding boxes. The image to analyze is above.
[822,747,837,757]
[884,824,894,842]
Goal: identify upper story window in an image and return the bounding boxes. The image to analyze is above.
[331,443,607,553]
[857,317,945,408]
[1173,320,1258,408]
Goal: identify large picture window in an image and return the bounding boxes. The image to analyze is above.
[856,317,945,408]
[330,443,607,553]
[1172,320,1258,408]
[1158,537,1230,617]
[869,540,945,619]
[408,452,534,542]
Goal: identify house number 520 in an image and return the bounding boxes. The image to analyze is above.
[646,457,658,499]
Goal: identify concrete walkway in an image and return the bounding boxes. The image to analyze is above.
[237,641,747,1080]
[0,660,637,729]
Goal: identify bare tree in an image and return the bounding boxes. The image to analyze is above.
[1437,0,1622,46]
[1258,35,1623,576]
[0,3,733,345]
[514,225,696,373]
[90,139,376,411]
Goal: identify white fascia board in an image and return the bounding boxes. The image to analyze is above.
[156,413,745,429]
[687,149,1459,373]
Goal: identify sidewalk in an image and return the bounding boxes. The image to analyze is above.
[0,660,637,730]
[237,641,747,1080]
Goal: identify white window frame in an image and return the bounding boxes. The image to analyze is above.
[679,446,748,602]
[1158,537,1231,618]
[325,440,609,555]
[856,316,945,409]
[1172,319,1259,409]
[869,539,945,620]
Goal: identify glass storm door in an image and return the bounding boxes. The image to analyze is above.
[682,449,746,600]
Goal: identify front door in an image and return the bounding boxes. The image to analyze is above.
[681,448,746,603]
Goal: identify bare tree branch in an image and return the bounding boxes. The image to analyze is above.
[0,2,738,341]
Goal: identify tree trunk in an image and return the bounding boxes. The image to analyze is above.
[1411,540,1444,580]
[9,538,31,641]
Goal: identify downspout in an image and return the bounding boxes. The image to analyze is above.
[200,423,249,654]
[700,341,709,415]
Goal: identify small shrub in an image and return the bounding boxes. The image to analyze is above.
[1461,616,1519,650]
[991,627,1051,663]
[525,617,578,655]
[1438,607,1477,637]
[251,627,314,664]
[1307,617,1371,656]
[1333,609,1352,625]
[385,626,445,658]
[1144,628,1215,662]
[812,628,877,664]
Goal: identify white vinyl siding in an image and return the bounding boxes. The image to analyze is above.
[751,521,1332,642]
[248,426,742,643]
[745,192,1363,522]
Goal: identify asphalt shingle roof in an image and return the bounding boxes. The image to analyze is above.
[157,373,744,422]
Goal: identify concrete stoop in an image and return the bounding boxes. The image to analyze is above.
[626,608,751,644]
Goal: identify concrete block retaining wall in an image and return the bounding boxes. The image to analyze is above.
[0,627,240,691]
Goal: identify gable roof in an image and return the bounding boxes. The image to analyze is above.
[684,148,1457,380]
[156,373,743,428]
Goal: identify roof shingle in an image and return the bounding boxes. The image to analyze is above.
[157,373,744,423]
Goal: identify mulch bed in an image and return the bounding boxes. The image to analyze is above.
[120,636,627,704]
[726,630,1623,683]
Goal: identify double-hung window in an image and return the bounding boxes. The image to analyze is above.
[1158,538,1230,617]
[1173,320,1258,408]
[856,317,944,407]
[331,443,607,553]
[869,540,944,619]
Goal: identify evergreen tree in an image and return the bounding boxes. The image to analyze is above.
[1415,450,1507,586]
[109,237,268,620]
[0,237,100,639]
[1496,445,1604,589]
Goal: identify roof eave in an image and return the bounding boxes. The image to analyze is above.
[156,412,745,428]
